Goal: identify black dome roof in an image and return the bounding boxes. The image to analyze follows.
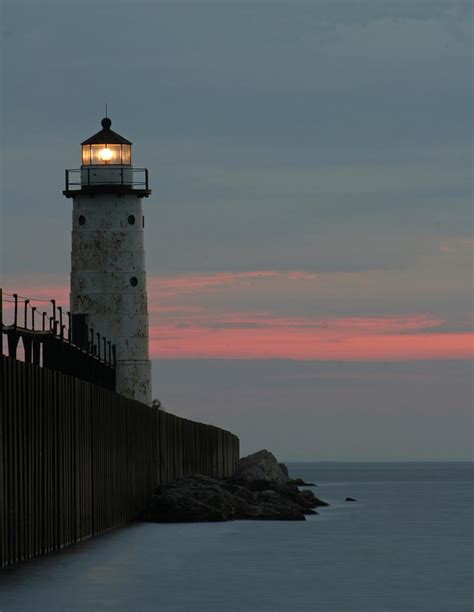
[81,117,132,145]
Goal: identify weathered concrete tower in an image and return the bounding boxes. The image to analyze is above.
[64,117,152,405]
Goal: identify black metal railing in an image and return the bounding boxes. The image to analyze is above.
[64,167,149,193]
[1,288,116,390]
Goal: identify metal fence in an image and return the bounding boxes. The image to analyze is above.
[1,288,116,391]
[0,355,240,567]
[157,411,240,486]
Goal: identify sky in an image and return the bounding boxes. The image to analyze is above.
[1,1,472,460]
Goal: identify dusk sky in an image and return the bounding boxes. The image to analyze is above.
[1,1,472,460]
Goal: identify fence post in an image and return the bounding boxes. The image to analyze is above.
[13,294,18,329]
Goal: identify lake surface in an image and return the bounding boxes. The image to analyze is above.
[1,462,472,611]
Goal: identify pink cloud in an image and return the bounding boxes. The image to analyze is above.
[149,325,473,360]
[2,274,472,361]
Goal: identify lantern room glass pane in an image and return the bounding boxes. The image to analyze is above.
[121,144,132,165]
[90,144,122,165]
[82,145,91,165]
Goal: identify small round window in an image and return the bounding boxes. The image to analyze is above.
[128,215,136,225]
[78,215,86,226]
[130,277,138,287]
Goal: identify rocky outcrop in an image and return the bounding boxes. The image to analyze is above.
[142,476,236,522]
[278,463,289,479]
[142,474,328,522]
[235,449,289,485]
[142,450,329,523]
[237,451,315,486]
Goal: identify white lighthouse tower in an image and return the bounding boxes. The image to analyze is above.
[64,116,152,405]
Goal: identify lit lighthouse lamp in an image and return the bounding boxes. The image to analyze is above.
[68,116,147,191]
[63,116,152,405]
[81,117,132,165]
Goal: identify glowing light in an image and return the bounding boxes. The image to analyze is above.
[99,147,113,161]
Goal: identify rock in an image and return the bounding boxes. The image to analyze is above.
[141,451,330,524]
[288,478,316,487]
[276,483,329,510]
[236,450,289,485]
[142,475,236,522]
[238,490,306,521]
[142,473,329,523]
[345,497,357,502]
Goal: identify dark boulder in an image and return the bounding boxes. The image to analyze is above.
[142,475,236,522]
[142,473,328,523]
[236,489,306,521]
[279,463,289,479]
[277,483,329,510]
[345,497,357,502]
[142,451,329,524]
[235,450,288,485]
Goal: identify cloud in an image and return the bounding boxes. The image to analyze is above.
[4,271,470,361]
[153,310,443,333]
[149,325,472,361]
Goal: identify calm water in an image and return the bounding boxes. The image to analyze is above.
[1,462,472,612]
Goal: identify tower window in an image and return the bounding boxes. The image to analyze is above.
[128,214,136,225]
[142,216,145,228]
[130,277,138,287]
[78,215,86,226]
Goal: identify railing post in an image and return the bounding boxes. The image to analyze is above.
[51,299,57,335]
[58,306,63,338]
[31,306,37,331]
[12,294,18,329]
[23,299,30,328]
[89,327,95,355]
[67,311,71,341]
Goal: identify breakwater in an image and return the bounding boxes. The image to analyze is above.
[0,355,239,567]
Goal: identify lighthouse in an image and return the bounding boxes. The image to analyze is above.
[63,117,152,405]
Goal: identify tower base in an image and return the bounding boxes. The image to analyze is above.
[117,360,152,406]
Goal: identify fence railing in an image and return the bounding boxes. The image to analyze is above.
[64,167,150,195]
[1,288,116,390]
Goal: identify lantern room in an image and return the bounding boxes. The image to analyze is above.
[63,116,150,198]
[81,117,132,166]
